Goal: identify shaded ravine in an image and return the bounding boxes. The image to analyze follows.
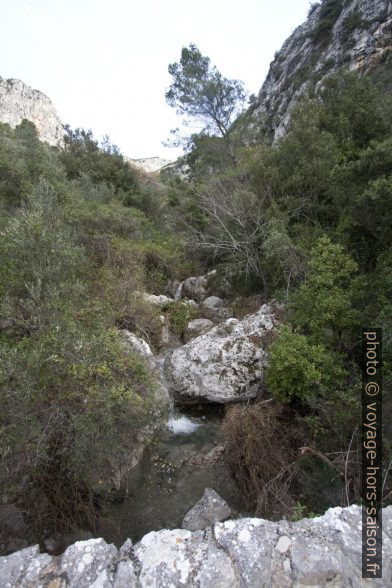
[97,405,247,546]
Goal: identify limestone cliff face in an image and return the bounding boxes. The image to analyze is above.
[0,77,64,145]
[247,0,392,142]
[126,156,172,173]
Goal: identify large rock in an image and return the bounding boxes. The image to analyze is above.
[134,528,208,586]
[60,539,118,588]
[127,156,172,174]
[164,304,278,404]
[185,318,214,341]
[0,544,53,587]
[0,77,64,145]
[2,506,391,586]
[119,330,170,405]
[120,330,153,358]
[181,275,209,302]
[136,292,174,308]
[200,296,231,322]
[182,488,232,531]
[179,270,232,303]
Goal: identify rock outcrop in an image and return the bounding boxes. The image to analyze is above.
[1,505,391,586]
[245,0,392,143]
[127,156,172,173]
[178,270,232,303]
[200,296,231,322]
[164,303,278,404]
[0,77,64,145]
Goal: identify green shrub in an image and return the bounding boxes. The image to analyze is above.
[311,0,343,43]
[0,180,86,336]
[0,321,160,530]
[308,2,320,18]
[291,236,360,346]
[59,127,139,205]
[341,9,367,37]
[0,177,162,533]
[166,301,198,337]
[266,325,346,405]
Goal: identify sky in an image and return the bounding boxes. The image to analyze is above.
[1,0,311,160]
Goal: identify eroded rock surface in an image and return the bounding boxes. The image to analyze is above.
[164,303,278,404]
[245,0,392,143]
[182,488,231,531]
[1,506,391,587]
[185,318,214,341]
[0,77,64,145]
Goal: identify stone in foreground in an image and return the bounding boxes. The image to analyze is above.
[1,506,391,586]
[182,487,232,531]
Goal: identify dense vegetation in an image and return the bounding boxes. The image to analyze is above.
[169,68,392,516]
[0,121,194,537]
[310,0,344,43]
[1,50,391,544]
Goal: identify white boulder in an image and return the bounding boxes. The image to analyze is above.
[164,304,278,404]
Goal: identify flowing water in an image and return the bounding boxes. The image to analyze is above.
[97,406,247,546]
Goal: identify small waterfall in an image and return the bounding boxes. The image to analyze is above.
[167,414,201,435]
[174,281,183,301]
[155,351,201,435]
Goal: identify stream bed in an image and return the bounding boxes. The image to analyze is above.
[97,406,247,546]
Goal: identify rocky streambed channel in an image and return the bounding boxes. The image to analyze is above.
[100,270,278,546]
[3,271,390,586]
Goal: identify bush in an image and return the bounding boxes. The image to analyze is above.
[59,127,139,205]
[166,301,199,338]
[0,177,162,534]
[291,236,360,347]
[311,0,343,43]
[221,403,302,517]
[341,9,366,37]
[0,180,86,336]
[308,2,320,18]
[266,325,346,405]
[0,322,160,532]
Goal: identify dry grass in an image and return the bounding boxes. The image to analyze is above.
[221,402,303,518]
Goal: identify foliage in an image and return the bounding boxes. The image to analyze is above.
[308,2,320,18]
[311,0,343,43]
[341,9,366,37]
[290,502,319,521]
[166,301,198,338]
[0,321,160,531]
[266,325,346,405]
[166,61,392,518]
[0,180,86,336]
[60,127,139,206]
[0,120,190,535]
[221,403,302,517]
[290,236,360,346]
[166,43,246,165]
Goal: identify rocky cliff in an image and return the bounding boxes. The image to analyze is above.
[246,0,392,142]
[0,77,64,145]
[127,156,173,173]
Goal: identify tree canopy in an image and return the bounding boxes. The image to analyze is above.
[166,44,246,163]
